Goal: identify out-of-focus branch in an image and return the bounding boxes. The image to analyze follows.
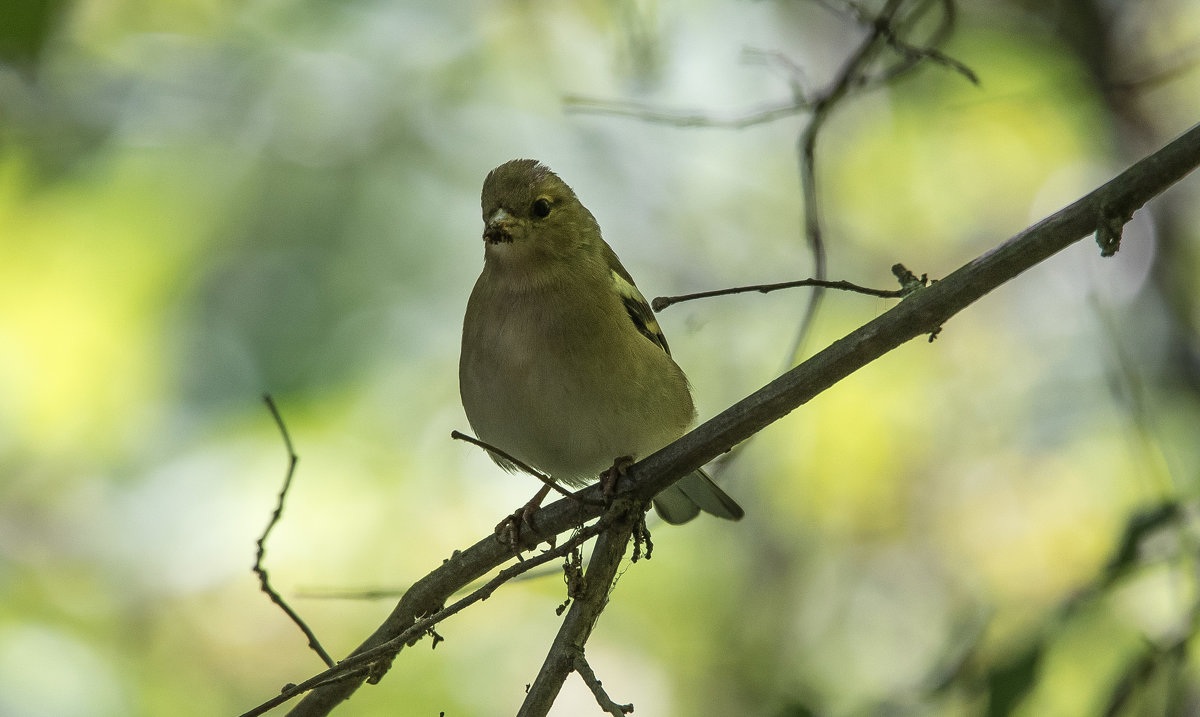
[562,96,810,128]
[255,120,1200,717]
[566,0,969,369]
[788,0,907,364]
[621,121,1200,511]
[565,1,972,487]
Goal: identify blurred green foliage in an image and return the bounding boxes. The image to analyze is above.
[1,0,1199,715]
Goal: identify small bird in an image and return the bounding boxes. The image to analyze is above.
[459,159,743,525]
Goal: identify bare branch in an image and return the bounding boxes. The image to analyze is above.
[564,0,975,369]
[620,123,1200,507]
[518,503,642,716]
[240,520,607,717]
[785,0,912,364]
[868,0,973,86]
[252,121,1200,717]
[881,26,978,84]
[255,394,334,668]
[562,95,808,128]
[451,430,580,501]
[574,652,634,716]
[1108,43,1200,96]
[652,272,919,312]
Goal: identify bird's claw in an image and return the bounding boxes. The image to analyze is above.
[599,455,635,505]
[495,499,549,551]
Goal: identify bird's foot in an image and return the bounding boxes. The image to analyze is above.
[495,485,553,551]
[599,455,635,505]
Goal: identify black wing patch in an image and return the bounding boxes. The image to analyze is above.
[620,287,671,355]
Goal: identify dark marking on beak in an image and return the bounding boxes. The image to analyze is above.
[483,223,513,244]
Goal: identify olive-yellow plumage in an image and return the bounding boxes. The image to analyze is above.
[459,159,742,524]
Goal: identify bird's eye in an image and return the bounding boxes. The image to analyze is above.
[532,197,552,218]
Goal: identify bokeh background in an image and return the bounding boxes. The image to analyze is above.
[3,0,1200,715]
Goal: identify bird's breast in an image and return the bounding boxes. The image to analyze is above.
[459,281,694,484]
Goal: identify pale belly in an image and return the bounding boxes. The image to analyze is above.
[460,300,693,486]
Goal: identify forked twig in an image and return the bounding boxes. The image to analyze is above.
[239,519,608,717]
[255,394,335,668]
[249,121,1200,717]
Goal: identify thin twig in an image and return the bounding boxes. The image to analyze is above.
[372,525,606,670]
[564,0,973,366]
[711,0,940,476]
[740,47,810,100]
[451,430,578,501]
[574,652,634,716]
[784,0,913,365]
[885,33,978,84]
[1107,42,1200,95]
[653,276,908,311]
[267,119,1200,717]
[869,0,973,86]
[922,499,1190,699]
[240,520,608,717]
[255,394,334,668]
[294,586,407,601]
[563,95,810,128]
[563,0,969,366]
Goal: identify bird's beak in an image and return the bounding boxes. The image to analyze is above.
[483,208,513,244]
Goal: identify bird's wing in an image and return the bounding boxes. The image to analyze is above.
[605,248,672,356]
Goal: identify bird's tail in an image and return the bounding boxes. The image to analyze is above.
[652,469,744,525]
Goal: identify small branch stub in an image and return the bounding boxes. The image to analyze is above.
[574,652,634,716]
[557,544,586,616]
[630,513,653,563]
[367,654,394,685]
[891,262,930,295]
[1095,203,1128,257]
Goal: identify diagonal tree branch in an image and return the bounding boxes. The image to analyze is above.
[263,121,1200,717]
[619,120,1200,510]
[517,504,643,716]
